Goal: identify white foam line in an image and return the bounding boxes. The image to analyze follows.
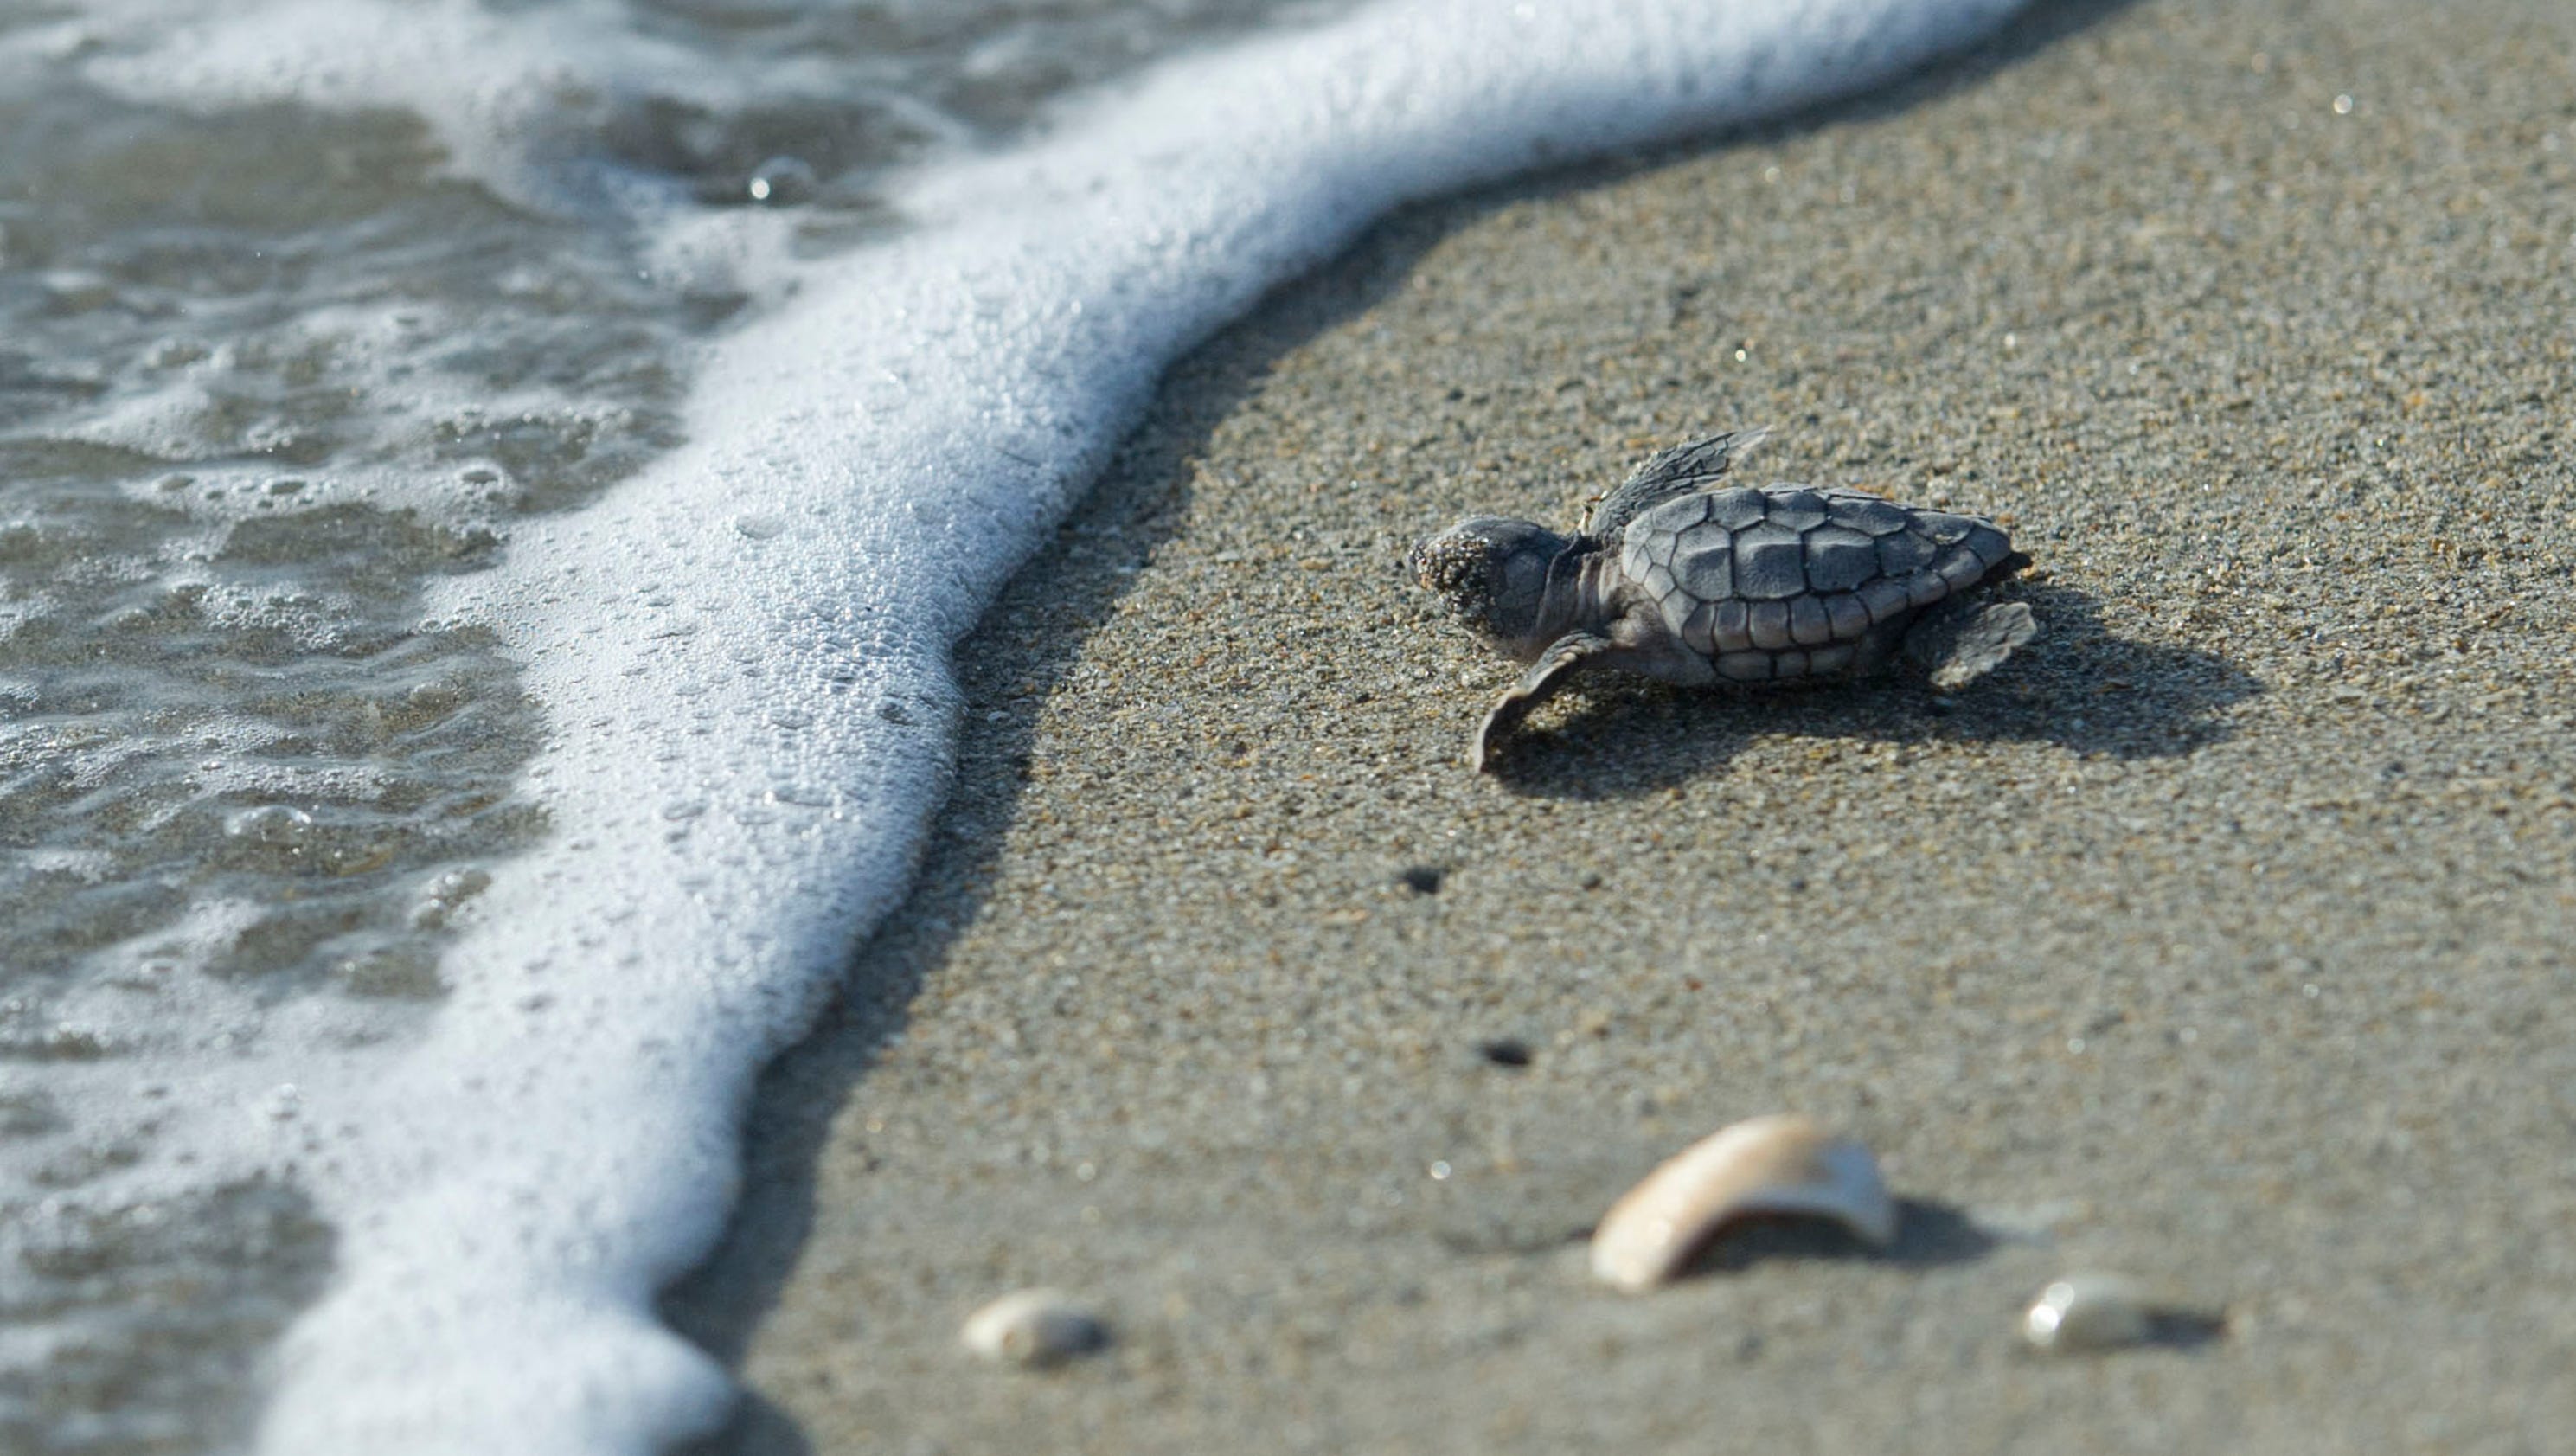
[254,1,2027,1450]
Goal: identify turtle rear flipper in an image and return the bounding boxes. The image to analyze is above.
[1472,631,1613,773]
[1902,600,2037,691]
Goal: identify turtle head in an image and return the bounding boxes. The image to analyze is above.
[1409,516,1577,650]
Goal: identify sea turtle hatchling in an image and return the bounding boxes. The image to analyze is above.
[1409,428,2038,771]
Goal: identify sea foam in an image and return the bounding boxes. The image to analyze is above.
[68,0,2028,1450]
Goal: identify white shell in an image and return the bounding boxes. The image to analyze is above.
[1589,1113,1896,1292]
[2022,1273,2155,1352]
[960,1289,1109,1367]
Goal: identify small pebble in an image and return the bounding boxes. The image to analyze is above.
[2022,1273,2163,1352]
[960,1289,1109,1368]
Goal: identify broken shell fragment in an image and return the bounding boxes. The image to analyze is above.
[960,1289,1110,1367]
[2022,1273,2213,1353]
[1589,1113,1896,1292]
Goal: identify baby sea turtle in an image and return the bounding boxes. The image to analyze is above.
[1410,429,2037,771]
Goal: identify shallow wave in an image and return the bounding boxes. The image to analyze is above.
[0,4,1336,1449]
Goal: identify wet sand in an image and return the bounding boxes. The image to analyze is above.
[665,0,2576,1450]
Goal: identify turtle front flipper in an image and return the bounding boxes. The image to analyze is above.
[1584,427,1771,540]
[1471,631,1615,773]
[1901,600,2038,691]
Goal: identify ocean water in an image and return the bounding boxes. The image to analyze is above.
[0,1,2024,1451]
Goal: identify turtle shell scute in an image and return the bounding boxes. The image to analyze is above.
[1732,523,1808,600]
[1802,526,1880,593]
[1824,492,1911,536]
[1788,596,1833,646]
[1764,489,1829,531]
[1674,542,1734,601]
[1707,487,1768,530]
[1875,530,1936,576]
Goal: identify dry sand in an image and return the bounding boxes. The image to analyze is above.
[666,0,2576,1450]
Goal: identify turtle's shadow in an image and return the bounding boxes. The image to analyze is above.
[1485,580,2257,799]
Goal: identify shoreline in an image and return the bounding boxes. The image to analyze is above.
[670,0,2576,1449]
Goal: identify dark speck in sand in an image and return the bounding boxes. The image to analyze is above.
[1477,1038,1533,1068]
[1398,864,1446,894]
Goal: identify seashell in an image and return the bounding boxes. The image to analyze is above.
[2022,1273,2215,1353]
[1589,1113,1896,1292]
[960,1289,1110,1367]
